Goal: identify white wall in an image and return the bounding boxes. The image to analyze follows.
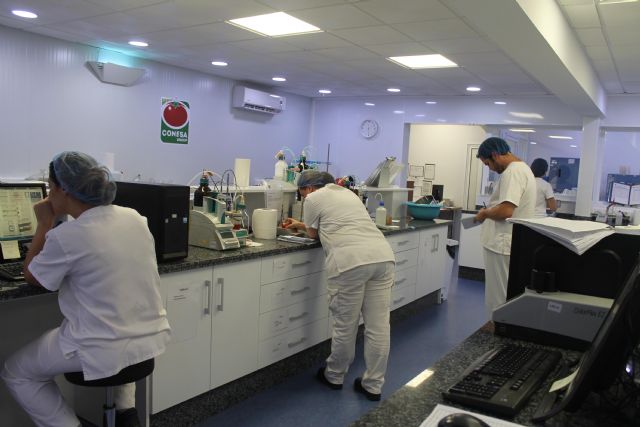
[0,25,312,185]
[408,125,487,206]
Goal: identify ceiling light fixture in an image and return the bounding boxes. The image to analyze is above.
[530,141,537,145]
[425,101,437,105]
[570,144,578,147]
[415,114,426,117]
[494,101,507,105]
[598,0,638,5]
[549,135,573,140]
[272,76,286,82]
[510,111,544,119]
[318,89,331,94]
[12,10,38,18]
[387,54,457,69]
[393,110,405,114]
[211,61,228,67]
[387,88,401,93]
[364,102,375,106]
[509,128,536,132]
[227,12,322,37]
[128,41,149,47]
[466,86,481,92]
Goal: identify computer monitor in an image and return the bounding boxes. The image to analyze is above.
[533,253,640,421]
[0,182,47,262]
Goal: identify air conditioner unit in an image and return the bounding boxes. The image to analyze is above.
[232,86,286,114]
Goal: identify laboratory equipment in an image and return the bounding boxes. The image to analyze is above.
[193,171,211,209]
[188,196,240,250]
[274,151,288,181]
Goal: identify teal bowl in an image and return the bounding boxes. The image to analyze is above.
[405,202,442,220]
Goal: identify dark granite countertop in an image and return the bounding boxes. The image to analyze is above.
[350,325,634,427]
[0,219,450,302]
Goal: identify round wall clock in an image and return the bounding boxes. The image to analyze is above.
[360,119,379,139]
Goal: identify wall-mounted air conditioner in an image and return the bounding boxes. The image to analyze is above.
[232,86,286,114]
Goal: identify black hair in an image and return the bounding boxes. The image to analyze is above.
[531,158,549,178]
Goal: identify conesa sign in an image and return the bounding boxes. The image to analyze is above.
[161,98,190,144]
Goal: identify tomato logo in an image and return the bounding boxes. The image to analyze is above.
[162,101,189,129]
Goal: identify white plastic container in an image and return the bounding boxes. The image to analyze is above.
[375,202,387,227]
[274,159,288,181]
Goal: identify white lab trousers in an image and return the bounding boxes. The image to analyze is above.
[324,261,394,395]
[483,248,510,320]
[1,328,135,427]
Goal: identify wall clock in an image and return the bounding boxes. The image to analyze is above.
[360,119,379,139]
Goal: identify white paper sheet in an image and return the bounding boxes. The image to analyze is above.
[461,216,481,229]
[0,240,21,259]
[420,404,527,427]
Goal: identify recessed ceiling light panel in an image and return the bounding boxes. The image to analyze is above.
[494,101,506,105]
[128,40,148,47]
[387,54,457,69]
[272,76,286,82]
[211,61,228,67]
[364,102,375,106]
[12,10,38,18]
[387,88,401,93]
[509,128,536,132]
[425,101,437,105]
[549,135,573,140]
[318,89,331,94]
[466,86,481,92]
[227,12,322,37]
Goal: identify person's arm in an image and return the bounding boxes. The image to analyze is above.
[282,218,319,239]
[474,201,516,222]
[23,199,56,287]
[546,197,557,212]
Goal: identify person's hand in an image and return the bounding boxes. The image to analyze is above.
[474,208,487,223]
[282,217,303,231]
[33,199,56,228]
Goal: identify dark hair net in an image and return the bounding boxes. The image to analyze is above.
[296,170,335,188]
[51,151,117,206]
[477,137,511,159]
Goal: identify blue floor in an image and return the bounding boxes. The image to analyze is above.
[196,278,487,427]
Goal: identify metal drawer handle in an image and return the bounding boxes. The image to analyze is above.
[287,337,307,348]
[290,286,310,295]
[292,260,312,267]
[289,312,309,321]
[216,278,224,311]
[393,296,405,305]
[204,280,211,315]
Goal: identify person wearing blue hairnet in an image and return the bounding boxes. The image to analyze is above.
[283,170,395,401]
[474,138,536,321]
[530,158,557,217]
[1,152,171,427]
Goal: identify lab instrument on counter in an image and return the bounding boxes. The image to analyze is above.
[114,182,190,262]
[188,196,240,250]
[193,172,212,209]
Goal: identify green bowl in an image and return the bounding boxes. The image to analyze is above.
[405,202,442,220]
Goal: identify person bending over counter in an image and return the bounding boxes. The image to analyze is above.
[1,151,171,427]
[474,138,536,320]
[283,170,395,401]
[530,158,557,217]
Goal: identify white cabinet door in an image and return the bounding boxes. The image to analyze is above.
[417,226,448,298]
[210,260,260,389]
[459,213,485,269]
[152,268,213,413]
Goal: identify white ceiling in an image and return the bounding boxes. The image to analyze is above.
[0,0,639,103]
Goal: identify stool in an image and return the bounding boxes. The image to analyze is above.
[64,359,154,427]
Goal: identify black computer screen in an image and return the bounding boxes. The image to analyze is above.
[535,254,640,420]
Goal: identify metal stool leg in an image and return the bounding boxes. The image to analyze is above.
[104,386,116,427]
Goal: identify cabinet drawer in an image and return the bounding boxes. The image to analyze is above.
[394,248,418,271]
[261,249,324,284]
[394,265,417,290]
[258,318,329,368]
[391,283,416,311]
[259,295,329,341]
[387,232,419,253]
[260,271,326,313]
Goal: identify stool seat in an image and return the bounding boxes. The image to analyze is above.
[65,358,154,387]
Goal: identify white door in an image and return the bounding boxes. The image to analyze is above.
[211,259,261,389]
[152,268,213,413]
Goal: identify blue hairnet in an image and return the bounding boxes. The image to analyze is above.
[296,170,335,188]
[477,137,511,159]
[51,151,117,206]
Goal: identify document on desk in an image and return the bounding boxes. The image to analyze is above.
[420,404,526,427]
[461,216,480,229]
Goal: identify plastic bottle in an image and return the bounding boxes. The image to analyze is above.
[193,172,211,209]
[274,152,288,181]
[375,201,387,227]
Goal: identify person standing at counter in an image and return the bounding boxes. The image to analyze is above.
[530,158,557,217]
[474,138,536,319]
[283,170,395,401]
[1,151,171,427]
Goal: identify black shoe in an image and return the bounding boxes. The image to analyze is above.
[316,367,342,390]
[116,408,141,427]
[353,377,381,401]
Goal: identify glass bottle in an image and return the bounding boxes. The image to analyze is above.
[193,172,211,209]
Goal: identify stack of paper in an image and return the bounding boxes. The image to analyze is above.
[507,217,614,255]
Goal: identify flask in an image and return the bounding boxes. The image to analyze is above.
[375,201,387,227]
[193,172,211,209]
[274,152,288,181]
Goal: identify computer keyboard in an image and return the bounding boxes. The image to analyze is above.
[0,262,25,281]
[442,343,562,417]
